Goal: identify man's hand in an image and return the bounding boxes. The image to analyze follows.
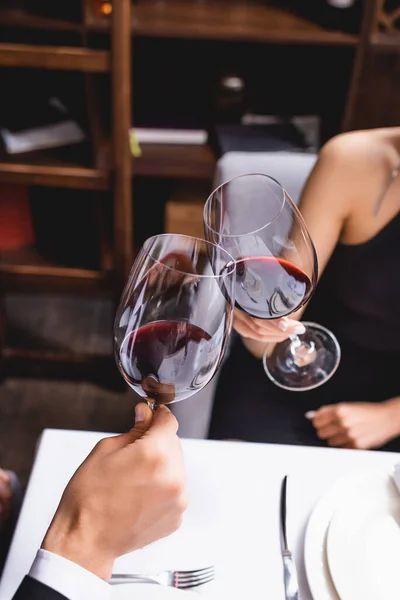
[306,401,400,450]
[0,469,12,529]
[43,403,187,581]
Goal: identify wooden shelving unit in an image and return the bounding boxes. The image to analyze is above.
[0,0,132,383]
[0,0,398,385]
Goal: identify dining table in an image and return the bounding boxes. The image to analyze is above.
[0,428,398,600]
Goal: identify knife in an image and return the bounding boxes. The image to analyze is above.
[280,475,299,600]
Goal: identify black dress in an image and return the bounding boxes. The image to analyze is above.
[209,211,400,451]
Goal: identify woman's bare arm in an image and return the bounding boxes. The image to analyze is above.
[241,133,366,358]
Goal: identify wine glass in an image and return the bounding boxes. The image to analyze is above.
[114,234,236,408]
[204,173,341,391]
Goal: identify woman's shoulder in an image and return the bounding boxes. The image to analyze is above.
[319,128,400,242]
[319,129,393,172]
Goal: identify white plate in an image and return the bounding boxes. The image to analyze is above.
[304,477,345,600]
[112,583,200,599]
[327,470,400,600]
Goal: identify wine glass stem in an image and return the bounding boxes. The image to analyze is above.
[289,332,317,367]
[146,400,159,411]
[289,333,301,349]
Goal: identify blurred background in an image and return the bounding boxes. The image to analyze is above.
[0,0,399,484]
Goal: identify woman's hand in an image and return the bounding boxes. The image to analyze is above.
[233,309,305,343]
[0,469,12,529]
[306,400,400,450]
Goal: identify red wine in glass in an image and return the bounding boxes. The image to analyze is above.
[119,320,217,406]
[114,234,236,408]
[235,256,312,319]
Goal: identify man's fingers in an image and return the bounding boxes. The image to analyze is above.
[94,404,178,457]
[128,402,154,440]
[147,405,179,438]
[96,402,154,453]
[116,402,155,447]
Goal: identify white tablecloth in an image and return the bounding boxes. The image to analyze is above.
[0,429,398,599]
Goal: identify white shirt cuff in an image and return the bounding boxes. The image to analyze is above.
[29,549,111,600]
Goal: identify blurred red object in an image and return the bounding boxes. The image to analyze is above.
[0,185,35,250]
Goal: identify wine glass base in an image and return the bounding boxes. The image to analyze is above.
[263,322,341,391]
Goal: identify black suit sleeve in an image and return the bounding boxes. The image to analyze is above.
[12,576,68,600]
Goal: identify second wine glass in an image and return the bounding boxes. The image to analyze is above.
[114,234,236,408]
[204,173,340,391]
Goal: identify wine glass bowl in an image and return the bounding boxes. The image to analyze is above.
[204,173,340,392]
[114,234,236,407]
[204,173,317,320]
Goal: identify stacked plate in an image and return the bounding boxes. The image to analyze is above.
[304,466,400,600]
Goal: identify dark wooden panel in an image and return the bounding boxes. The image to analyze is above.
[0,43,110,72]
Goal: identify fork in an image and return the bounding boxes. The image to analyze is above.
[110,565,215,588]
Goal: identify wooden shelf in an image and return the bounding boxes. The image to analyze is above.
[0,145,110,190]
[84,0,359,45]
[0,247,111,293]
[133,143,216,180]
[1,264,110,293]
[0,43,110,72]
[0,162,109,190]
[0,8,83,32]
[371,32,400,52]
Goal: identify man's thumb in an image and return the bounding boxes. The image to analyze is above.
[129,402,153,440]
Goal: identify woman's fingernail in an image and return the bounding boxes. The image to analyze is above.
[278,320,288,331]
[292,324,306,335]
[305,411,316,420]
